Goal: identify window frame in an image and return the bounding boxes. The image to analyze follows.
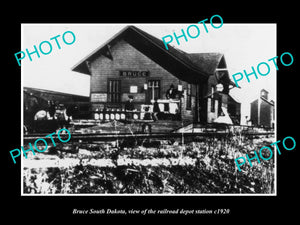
[107,79,121,103]
[147,79,161,103]
[211,85,216,112]
[186,83,192,110]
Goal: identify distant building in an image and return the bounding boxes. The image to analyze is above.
[250,89,275,128]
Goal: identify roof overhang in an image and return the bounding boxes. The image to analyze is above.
[72,26,217,83]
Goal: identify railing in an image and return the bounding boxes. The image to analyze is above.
[92,100,181,122]
[23,131,275,143]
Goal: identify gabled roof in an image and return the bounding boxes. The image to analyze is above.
[261,96,274,106]
[228,93,241,104]
[188,53,224,74]
[250,95,274,106]
[24,87,89,101]
[72,26,232,84]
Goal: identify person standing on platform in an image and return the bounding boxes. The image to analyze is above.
[165,84,177,114]
[125,95,135,120]
[54,104,68,129]
[166,84,177,99]
[48,100,56,120]
[142,106,153,134]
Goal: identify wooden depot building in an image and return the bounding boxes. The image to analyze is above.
[72,25,240,125]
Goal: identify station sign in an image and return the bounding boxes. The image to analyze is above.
[119,70,149,77]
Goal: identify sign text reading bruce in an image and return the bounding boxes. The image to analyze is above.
[119,70,149,77]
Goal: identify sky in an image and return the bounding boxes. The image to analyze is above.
[22,23,276,123]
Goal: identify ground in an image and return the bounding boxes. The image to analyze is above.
[22,134,275,194]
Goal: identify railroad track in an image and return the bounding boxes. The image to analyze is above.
[23,131,275,143]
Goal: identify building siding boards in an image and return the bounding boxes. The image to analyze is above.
[250,92,274,128]
[89,39,186,107]
[260,100,272,127]
[72,26,240,124]
[250,99,259,126]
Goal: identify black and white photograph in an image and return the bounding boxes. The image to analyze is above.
[21,23,277,195]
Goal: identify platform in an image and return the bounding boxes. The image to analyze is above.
[71,119,191,134]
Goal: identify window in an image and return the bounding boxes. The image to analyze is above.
[147,80,160,102]
[107,80,121,103]
[186,83,192,110]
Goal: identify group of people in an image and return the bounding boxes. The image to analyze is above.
[32,101,79,132]
[34,101,68,122]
